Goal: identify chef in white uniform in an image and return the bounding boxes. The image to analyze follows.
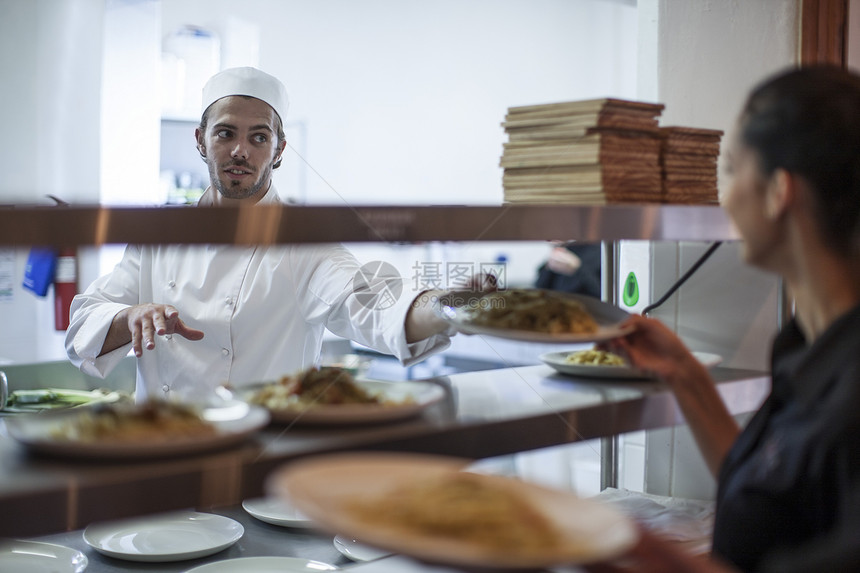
[65,67,456,402]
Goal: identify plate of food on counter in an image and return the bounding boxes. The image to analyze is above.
[541,348,723,380]
[239,366,446,425]
[436,288,632,343]
[4,398,269,459]
[270,452,639,570]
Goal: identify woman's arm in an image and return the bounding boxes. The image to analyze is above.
[603,315,740,477]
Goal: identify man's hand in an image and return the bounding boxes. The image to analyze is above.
[405,289,451,343]
[101,304,205,357]
[404,273,498,343]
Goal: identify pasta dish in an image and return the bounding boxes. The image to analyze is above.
[53,401,216,442]
[463,289,598,334]
[248,366,388,411]
[565,349,626,366]
[347,471,566,556]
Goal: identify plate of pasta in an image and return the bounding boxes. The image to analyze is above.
[541,349,723,379]
[436,288,632,343]
[269,452,639,569]
[240,367,446,425]
[4,399,269,459]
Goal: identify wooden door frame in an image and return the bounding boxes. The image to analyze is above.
[800,0,849,66]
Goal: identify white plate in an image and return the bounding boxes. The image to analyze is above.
[437,290,632,343]
[242,496,314,529]
[270,452,639,570]
[0,539,88,573]
[5,400,269,460]
[241,379,445,425]
[541,351,723,380]
[185,556,339,572]
[1,388,126,414]
[83,510,243,562]
[333,534,392,562]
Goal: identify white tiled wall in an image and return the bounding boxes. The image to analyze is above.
[619,431,646,492]
[507,440,605,498]
[487,432,644,498]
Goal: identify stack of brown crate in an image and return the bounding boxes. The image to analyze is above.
[500,98,665,204]
[660,126,723,204]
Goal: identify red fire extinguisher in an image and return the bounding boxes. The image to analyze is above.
[54,247,78,331]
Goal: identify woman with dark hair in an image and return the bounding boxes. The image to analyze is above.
[592,66,860,572]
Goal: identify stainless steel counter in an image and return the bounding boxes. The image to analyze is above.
[0,365,769,538]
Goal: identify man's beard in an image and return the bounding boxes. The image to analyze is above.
[208,159,272,200]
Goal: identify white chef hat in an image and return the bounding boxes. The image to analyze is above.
[201,66,289,123]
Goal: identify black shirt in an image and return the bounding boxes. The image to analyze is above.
[759,499,860,573]
[712,302,860,572]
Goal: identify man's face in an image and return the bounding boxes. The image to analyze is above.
[196,96,285,203]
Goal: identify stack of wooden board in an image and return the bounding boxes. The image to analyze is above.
[500,98,665,204]
[659,126,723,204]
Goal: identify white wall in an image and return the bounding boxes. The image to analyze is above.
[0,0,103,206]
[0,0,104,363]
[160,0,639,205]
[101,0,162,206]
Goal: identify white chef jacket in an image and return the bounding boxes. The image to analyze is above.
[65,189,451,402]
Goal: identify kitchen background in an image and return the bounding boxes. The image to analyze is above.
[3,0,854,501]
